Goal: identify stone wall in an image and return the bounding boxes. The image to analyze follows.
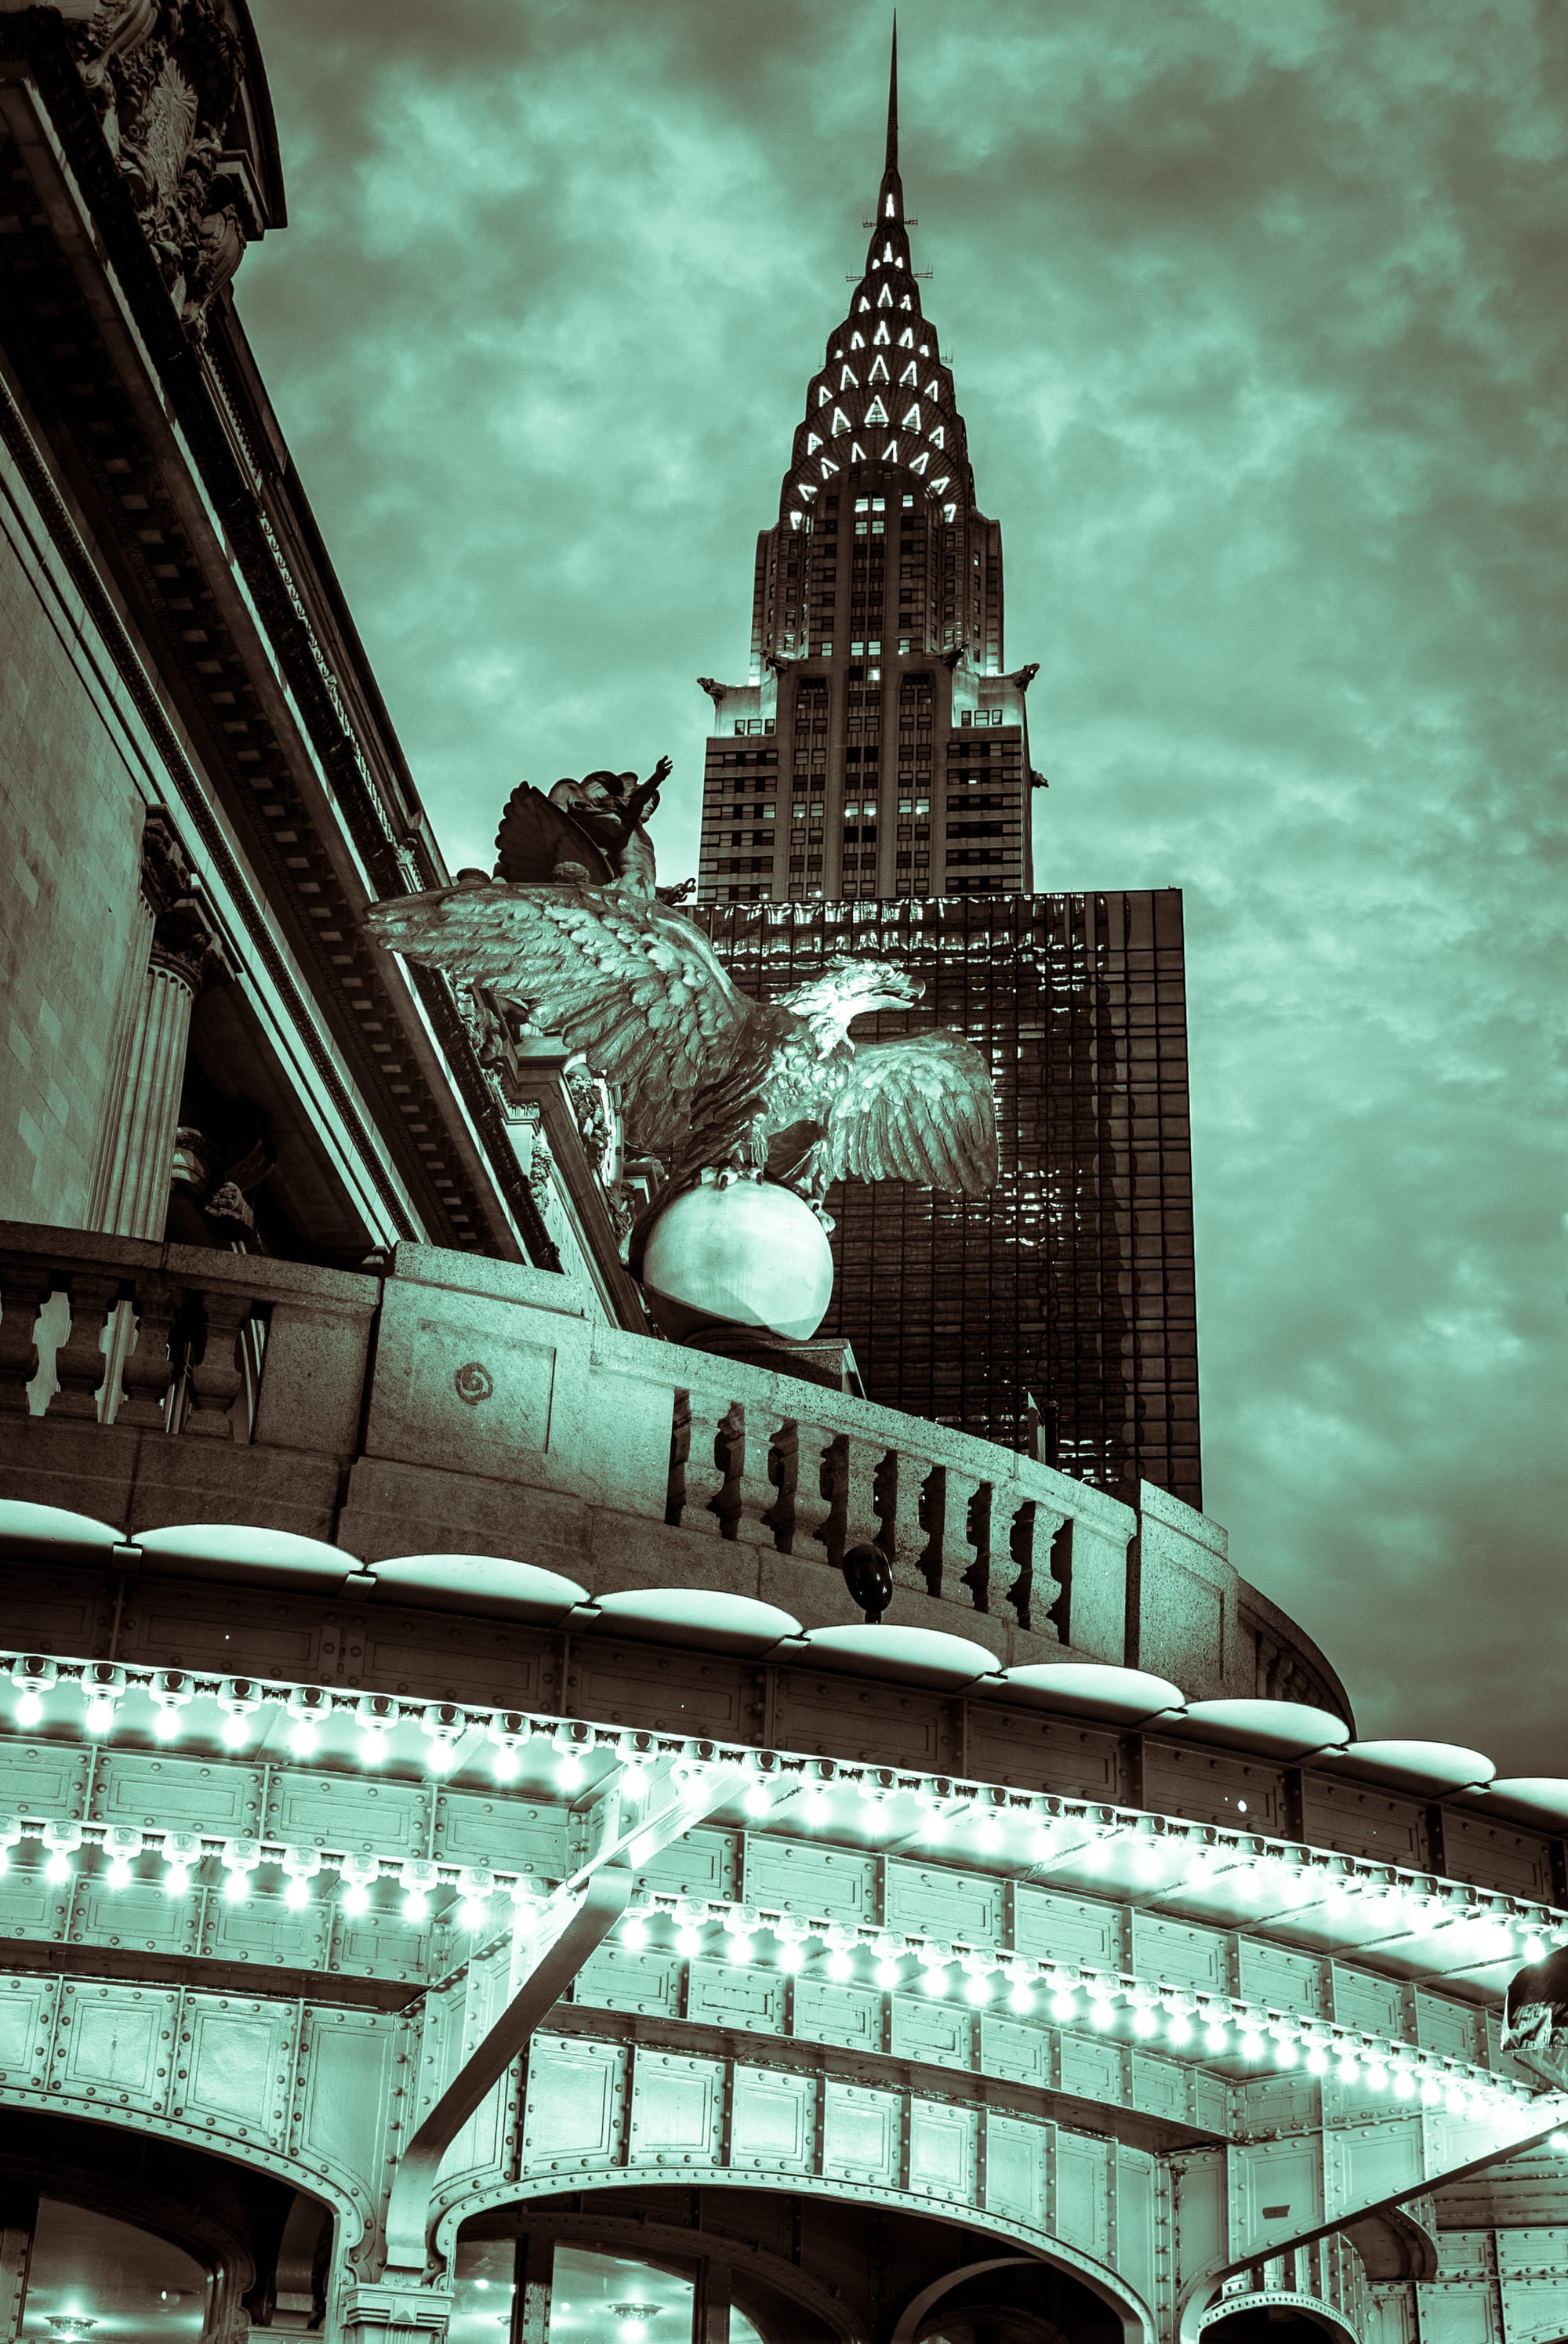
[0,444,149,1223]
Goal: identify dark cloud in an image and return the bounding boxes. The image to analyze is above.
[241,0,1567,1769]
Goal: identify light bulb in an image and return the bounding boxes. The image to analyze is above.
[874,1956,902,1990]
[289,1722,319,1758]
[151,1707,181,1743]
[1272,2035,1299,2069]
[725,1932,753,1965]
[491,1742,520,1782]
[358,1731,387,1767]
[341,1882,369,1917]
[15,1689,43,1728]
[164,1863,194,1897]
[675,1923,702,1957]
[977,1812,1003,1851]
[85,1696,117,1735]
[826,1948,854,1983]
[921,1964,948,1999]
[1050,1989,1079,2024]
[556,1752,585,1791]
[1240,2028,1265,2060]
[1089,1996,1116,2031]
[621,1762,649,1803]
[1131,2006,1157,2038]
[1306,2045,1329,2076]
[963,1972,991,2008]
[1008,1981,1036,2016]
[220,1714,252,1751]
[1203,2020,1229,2053]
[1524,1934,1546,1962]
[283,1876,310,1911]
[223,1868,250,1903]
[1392,2070,1416,2100]
[1548,2130,1568,2154]
[426,1740,458,1776]
[459,1896,490,1932]
[742,1783,771,1820]
[105,1856,133,1890]
[803,1789,830,1823]
[1365,2062,1387,2091]
[1167,2012,1192,2047]
[620,1914,649,1950]
[403,1890,430,1925]
[45,1852,71,1885]
[778,1939,805,1973]
[1337,2056,1359,2085]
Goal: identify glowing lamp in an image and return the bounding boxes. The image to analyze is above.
[150,1667,194,1741]
[11,1653,56,1729]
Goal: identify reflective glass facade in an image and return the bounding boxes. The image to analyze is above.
[694,893,1201,1512]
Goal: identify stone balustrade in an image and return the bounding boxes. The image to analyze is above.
[0,1221,1335,1699]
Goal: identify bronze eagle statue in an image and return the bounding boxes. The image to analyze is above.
[365,767,996,1210]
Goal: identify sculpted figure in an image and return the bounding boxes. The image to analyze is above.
[365,764,997,1217]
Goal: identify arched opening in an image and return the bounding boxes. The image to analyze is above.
[452,2185,1134,2344]
[1201,2309,1351,2344]
[0,2108,335,2339]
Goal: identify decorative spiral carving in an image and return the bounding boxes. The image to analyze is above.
[453,1361,494,1407]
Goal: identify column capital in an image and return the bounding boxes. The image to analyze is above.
[140,810,230,990]
[333,2281,455,2344]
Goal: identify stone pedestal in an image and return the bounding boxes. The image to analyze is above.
[684,1321,863,1394]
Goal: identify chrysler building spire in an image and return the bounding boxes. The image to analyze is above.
[696,31,1040,905]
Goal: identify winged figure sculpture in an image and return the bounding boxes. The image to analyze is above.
[365,765,996,1214]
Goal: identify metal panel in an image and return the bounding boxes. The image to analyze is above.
[793,1979,882,2052]
[575,1945,681,2018]
[265,1769,430,1856]
[772,1671,949,1769]
[91,1751,263,1835]
[1413,1991,1478,2060]
[1131,2050,1189,2124]
[1143,1738,1287,1834]
[1330,1965,1405,2037]
[1014,1884,1124,1968]
[568,1645,757,1741]
[822,2078,900,2183]
[909,2097,977,2202]
[1056,2131,1113,2259]
[635,1826,735,1902]
[1116,2144,1158,2310]
[173,1993,294,2146]
[118,1579,329,1678]
[1058,2032,1127,2107]
[73,1878,202,1957]
[0,1972,59,2089]
[1131,1911,1231,1994]
[291,2006,399,2222]
[986,2109,1051,2230]
[627,2046,724,2168]
[1232,2136,1325,2254]
[201,1887,332,1972]
[434,1793,568,1880]
[963,1711,1121,1802]
[892,1994,972,2069]
[730,2063,816,2173]
[355,1616,554,1708]
[978,2012,1050,2087]
[685,1957,786,2037]
[739,1837,877,1922]
[51,1980,177,2111]
[1299,1773,1426,1864]
[885,1859,1002,1945]
[521,2033,627,2175]
[1237,1939,1323,2017]
[0,1740,91,1819]
[0,1858,71,1945]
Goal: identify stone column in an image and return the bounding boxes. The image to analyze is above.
[328,2279,454,2344]
[89,811,228,1242]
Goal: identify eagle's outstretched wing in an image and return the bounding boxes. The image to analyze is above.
[365,884,756,1149]
[492,782,612,885]
[812,1030,997,1196]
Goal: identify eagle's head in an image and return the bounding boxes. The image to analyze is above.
[781,955,924,1042]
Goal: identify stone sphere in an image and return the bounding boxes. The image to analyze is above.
[640,1180,834,1342]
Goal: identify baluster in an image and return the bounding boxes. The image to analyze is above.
[763,1419,800,1552]
[1004,1497,1040,1630]
[181,1284,255,1439]
[670,1384,739,1538]
[916,1464,946,1597]
[811,1429,849,1570]
[52,1273,120,1421]
[666,1390,691,1526]
[722,1405,795,1549]
[877,1446,931,1599]
[707,1401,746,1540]
[960,1479,994,1613]
[118,1272,179,1430]
[0,1265,53,1413]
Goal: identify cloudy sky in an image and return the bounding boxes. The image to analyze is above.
[241,0,1566,1772]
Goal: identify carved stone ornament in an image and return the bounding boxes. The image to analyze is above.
[140,809,229,989]
[66,0,248,332]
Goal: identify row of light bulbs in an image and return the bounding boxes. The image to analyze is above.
[615,1894,1546,2126]
[0,1812,528,1927]
[0,1806,1548,2136]
[6,1651,1566,1964]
